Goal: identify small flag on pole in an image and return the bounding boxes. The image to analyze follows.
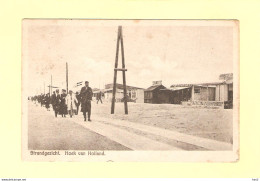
[74,81,83,87]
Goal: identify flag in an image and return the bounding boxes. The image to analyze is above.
[74,81,83,87]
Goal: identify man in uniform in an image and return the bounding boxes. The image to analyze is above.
[80,81,93,121]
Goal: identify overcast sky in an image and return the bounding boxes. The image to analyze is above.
[23,20,235,95]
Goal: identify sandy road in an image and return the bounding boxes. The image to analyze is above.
[28,102,130,150]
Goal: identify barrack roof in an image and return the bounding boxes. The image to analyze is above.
[146,84,166,91]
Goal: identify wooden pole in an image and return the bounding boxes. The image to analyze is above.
[44,82,45,94]
[111,26,121,114]
[120,27,128,114]
[66,62,68,94]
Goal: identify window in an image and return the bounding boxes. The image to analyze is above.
[194,87,200,93]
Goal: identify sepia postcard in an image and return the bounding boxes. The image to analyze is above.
[22,19,239,162]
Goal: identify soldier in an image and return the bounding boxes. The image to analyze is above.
[80,81,93,121]
[51,89,61,117]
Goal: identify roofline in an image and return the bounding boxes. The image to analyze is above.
[170,81,233,87]
[145,84,166,91]
[105,83,145,90]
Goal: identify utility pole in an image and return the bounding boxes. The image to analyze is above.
[120,26,128,115]
[111,26,128,114]
[44,82,45,94]
[66,62,68,93]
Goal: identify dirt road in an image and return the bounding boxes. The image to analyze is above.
[28,102,130,150]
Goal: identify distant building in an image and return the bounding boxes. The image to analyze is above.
[216,74,233,108]
[170,73,233,108]
[144,82,169,103]
[170,83,227,103]
[102,83,144,103]
[216,73,233,102]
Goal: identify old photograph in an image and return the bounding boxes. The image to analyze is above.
[22,19,239,162]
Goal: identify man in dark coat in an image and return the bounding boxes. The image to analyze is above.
[51,89,61,117]
[60,89,68,117]
[80,81,93,121]
[50,91,55,106]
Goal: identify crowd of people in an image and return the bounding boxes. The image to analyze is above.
[29,81,94,122]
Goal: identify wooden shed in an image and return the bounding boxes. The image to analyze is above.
[144,85,167,104]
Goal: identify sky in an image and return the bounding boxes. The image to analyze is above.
[23,20,235,95]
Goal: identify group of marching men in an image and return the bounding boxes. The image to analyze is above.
[29,81,97,122]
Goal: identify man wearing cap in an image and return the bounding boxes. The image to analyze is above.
[80,81,93,121]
